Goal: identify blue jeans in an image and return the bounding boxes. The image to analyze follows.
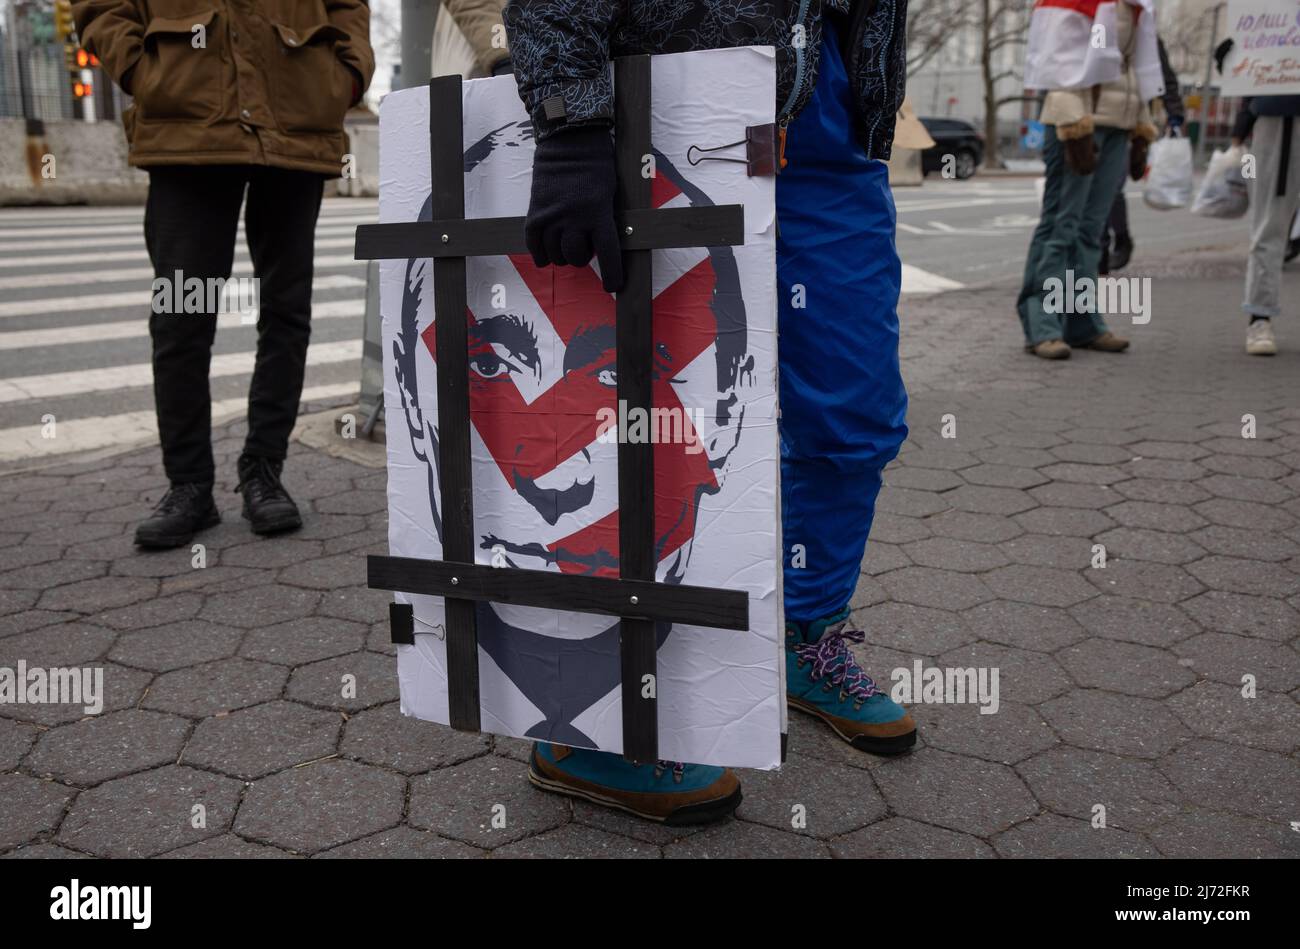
[1017,125,1125,345]
[777,20,908,623]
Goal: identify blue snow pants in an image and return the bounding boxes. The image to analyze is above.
[778,18,909,623]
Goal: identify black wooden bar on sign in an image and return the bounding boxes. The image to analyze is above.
[427,74,480,733]
[355,207,743,261]
[356,64,748,763]
[613,55,658,764]
[369,557,748,631]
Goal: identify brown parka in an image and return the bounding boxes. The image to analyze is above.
[72,1,375,176]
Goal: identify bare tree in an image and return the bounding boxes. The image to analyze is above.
[907,0,976,79]
[979,0,1030,169]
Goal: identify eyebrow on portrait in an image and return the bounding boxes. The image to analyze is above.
[563,324,617,375]
[469,314,541,369]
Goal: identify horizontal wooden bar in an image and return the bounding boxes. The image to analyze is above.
[354,205,744,261]
[367,555,749,632]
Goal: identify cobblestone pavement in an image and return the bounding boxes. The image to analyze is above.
[2,257,1298,858]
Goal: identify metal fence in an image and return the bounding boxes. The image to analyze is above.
[0,30,78,121]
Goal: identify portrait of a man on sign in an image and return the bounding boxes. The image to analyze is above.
[379,52,783,769]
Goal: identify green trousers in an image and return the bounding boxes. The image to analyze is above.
[1017,124,1129,346]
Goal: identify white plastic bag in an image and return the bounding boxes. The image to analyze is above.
[1191,145,1249,219]
[1143,135,1194,210]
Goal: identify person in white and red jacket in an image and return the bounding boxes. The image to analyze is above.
[1017,0,1162,359]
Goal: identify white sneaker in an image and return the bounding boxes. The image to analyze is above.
[1246,319,1277,356]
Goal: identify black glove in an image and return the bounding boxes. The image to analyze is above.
[1063,135,1098,176]
[1129,137,1149,181]
[1214,38,1234,75]
[524,125,624,293]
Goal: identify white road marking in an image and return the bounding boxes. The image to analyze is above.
[0,253,366,290]
[0,274,364,318]
[0,298,364,351]
[0,220,369,251]
[0,236,359,269]
[0,213,377,240]
[0,339,361,404]
[901,264,964,295]
[0,382,358,464]
[0,202,375,223]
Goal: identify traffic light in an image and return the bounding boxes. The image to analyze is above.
[54,1,76,41]
[73,80,93,99]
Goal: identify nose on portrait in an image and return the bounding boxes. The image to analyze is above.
[512,449,596,526]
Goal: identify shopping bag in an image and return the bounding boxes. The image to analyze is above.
[1191,145,1249,219]
[1143,134,1194,209]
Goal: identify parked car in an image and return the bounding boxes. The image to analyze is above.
[920,118,984,179]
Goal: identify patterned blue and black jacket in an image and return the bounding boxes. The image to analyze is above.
[502,0,908,160]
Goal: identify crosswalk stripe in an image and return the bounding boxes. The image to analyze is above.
[0,382,358,465]
[901,264,964,295]
[0,213,377,241]
[0,203,375,224]
[0,298,364,351]
[0,274,365,318]
[0,236,360,269]
[0,253,366,290]
[0,221,370,251]
[0,339,361,405]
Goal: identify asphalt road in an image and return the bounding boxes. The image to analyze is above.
[894,175,1252,288]
[0,175,1256,468]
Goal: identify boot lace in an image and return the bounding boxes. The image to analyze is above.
[791,622,881,706]
[651,761,686,783]
[236,457,289,505]
[154,482,207,515]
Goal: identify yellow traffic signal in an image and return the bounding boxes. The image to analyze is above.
[73,80,93,98]
[54,1,76,41]
[75,48,90,68]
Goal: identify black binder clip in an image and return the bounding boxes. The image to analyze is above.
[686,123,779,177]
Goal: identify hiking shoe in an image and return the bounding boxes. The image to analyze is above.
[1078,331,1130,352]
[236,454,302,535]
[786,608,917,756]
[134,481,219,549]
[1027,339,1071,359]
[528,743,742,825]
[1246,319,1277,356]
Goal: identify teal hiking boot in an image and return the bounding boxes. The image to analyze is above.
[786,607,917,755]
[528,742,742,825]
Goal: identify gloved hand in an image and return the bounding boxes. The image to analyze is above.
[1062,134,1098,176]
[524,125,624,293]
[1129,136,1149,181]
[1214,38,1234,75]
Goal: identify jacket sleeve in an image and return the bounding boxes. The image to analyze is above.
[1232,99,1257,141]
[1156,39,1184,123]
[1039,89,1092,139]
[502,0,621,140]
[326,0,376,94]
[71,0,144,91]
[445,0,510,74]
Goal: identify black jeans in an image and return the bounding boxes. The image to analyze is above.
[143,165,324,484]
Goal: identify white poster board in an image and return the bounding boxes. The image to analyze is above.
[1219,1,1300,96]
[378,47,784,770]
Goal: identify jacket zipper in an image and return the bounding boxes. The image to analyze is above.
[776,0,814,125]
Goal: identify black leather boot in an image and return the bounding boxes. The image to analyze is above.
[236,454,302,536]
[135,482,220,549]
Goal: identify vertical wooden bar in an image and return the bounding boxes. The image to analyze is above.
[614,56,658,765]
[428,75,480,732]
